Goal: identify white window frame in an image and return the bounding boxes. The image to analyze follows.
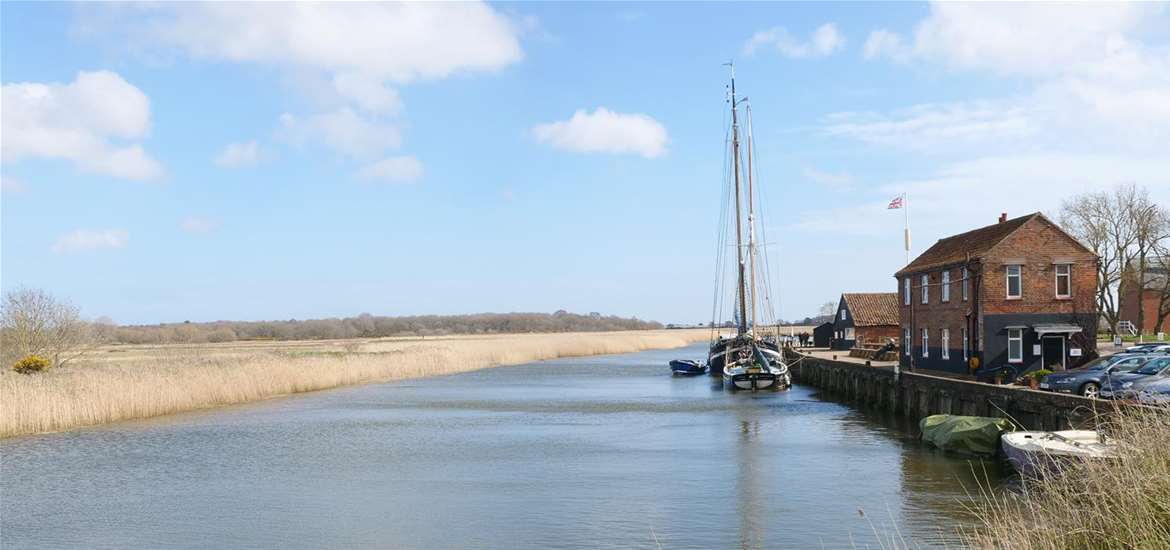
[921,274,929,304]
[941,271,951,302]
[904,328,911,356]
[1055,264,1071,298]
[961,267,969,302]
[962,327,969,361]
[922,328,929,358]
[1007,328,1023,363]
[941,328,950,359]
[903,278,911,305]
[840,308,847,321]
[844,327,855,340]
[1006,265,1022,299]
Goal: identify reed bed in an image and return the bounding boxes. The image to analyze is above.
[964,403,1170,550]
[0,329,709,438]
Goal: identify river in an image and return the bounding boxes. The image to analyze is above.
[1,343,1007,549]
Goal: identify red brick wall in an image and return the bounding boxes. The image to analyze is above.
[1120,277,1166,333]
[857,325,900,347]
[980,217,1097,317]
[896,266,977,356]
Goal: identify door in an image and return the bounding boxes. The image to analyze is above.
[1042,335,1065,370]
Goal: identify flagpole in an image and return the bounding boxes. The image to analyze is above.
[903,192,911,266]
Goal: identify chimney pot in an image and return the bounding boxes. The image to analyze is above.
[999,213,1007,223]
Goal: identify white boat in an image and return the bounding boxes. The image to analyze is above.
[706,65,792,392]
[1000,430,1117,477]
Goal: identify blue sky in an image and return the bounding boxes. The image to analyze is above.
[3,2,1169,325]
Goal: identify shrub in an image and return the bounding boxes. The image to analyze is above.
[12,355,51,374]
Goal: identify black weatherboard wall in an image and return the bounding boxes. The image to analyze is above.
[831,296,855,350]
[813,322,834,348]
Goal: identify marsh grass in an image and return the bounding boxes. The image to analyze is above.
[0,329,709,438]
[963,403,1170,550]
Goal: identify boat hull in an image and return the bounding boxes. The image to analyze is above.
[723,370,781,390]
[1001,430,1116,477]
[669,360,708,376]
[708,338,782,376]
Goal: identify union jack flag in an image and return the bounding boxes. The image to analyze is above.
[887,195,904,209]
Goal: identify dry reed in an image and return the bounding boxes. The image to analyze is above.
[0,329,709,438]
[964,403,1170,550]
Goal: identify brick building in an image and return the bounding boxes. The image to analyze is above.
[1119,257,1169,335]
[831,292,900,350]
[895,213,1098,375]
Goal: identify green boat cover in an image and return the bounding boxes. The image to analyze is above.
[919,415,1015,457]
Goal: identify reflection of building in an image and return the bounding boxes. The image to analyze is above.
[1119,257,1168,335]
[896,213,1098,375]
[831,293,899,350]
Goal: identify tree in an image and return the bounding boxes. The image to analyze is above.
[0,288,93,369]
[1130,192,1169,334]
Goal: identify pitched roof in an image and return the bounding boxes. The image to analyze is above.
[842,292,899,327]
[895,213,1039,276]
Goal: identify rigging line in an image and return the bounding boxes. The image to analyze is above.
[750,106,781,334]
[711,105,733,338]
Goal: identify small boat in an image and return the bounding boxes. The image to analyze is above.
[1001,430,1117,477]
[919,414,1014,457]
[670,359,708,376]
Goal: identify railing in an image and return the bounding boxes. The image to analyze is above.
[1118,320,1138,337]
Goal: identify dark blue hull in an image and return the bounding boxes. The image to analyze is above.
[669,360,708,375]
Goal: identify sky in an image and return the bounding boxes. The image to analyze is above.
[2,2,1169,326]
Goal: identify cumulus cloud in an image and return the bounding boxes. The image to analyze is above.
[744,23,845,58]
[213,140,263,168]
[1,71,164,181]
[180,217,222,233]
[532,108,668,158]
[51,228,129,254]
[862,29,907,61]
[279,109,402,160]
[355,156,425,184]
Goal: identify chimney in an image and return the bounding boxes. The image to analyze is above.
[998,212,1007,223]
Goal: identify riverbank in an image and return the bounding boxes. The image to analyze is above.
[0,329,709,438]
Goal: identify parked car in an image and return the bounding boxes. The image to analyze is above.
[1040,354,1155,398]
[1121,343,1170,354]
[1135,378,1170,405]
[1100,356,1170,400]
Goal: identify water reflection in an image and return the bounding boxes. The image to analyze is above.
[2,343,1001,549]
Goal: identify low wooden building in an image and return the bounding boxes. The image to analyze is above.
[812,322,834,348]
[831,293,900,350]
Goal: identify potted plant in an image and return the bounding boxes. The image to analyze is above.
[1025,369,1054,389]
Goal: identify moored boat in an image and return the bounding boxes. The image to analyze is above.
[705,66,792,392]
[669,359,708,376]
[1001,430,1117,477]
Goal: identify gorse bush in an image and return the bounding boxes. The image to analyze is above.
[12,355,51,374]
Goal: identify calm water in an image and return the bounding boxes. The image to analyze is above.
[1,344,1006,549]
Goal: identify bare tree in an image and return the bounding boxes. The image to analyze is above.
[1130,191,1169,334]
[1060,186,1139,336]
[818,302,835,317]
[0,288,94,369]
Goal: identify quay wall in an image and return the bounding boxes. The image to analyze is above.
[787,351,1104,431]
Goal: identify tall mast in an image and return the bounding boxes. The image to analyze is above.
[729,64,749,336]
[746,103,757,332]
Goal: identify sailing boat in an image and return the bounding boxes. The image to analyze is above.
[709,66,791,392]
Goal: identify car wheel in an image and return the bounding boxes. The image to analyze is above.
[1081,382,1100,399]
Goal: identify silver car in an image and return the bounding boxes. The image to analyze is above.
[1100,356,1170,400]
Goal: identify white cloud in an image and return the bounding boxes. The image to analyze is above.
[279,109,402,160]
[1,175,28,194]
[744,23,845,58]
[532,108,668,158]
[51,228,129,254]
[213,140,263,168]
[802,167,854,190]
[823,100,1037,151]
[1,71,164,181]
[180,217,222,234]
[331,72,402,116]
[355,156,424,184]
[862,29,907,61]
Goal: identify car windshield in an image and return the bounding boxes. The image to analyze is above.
[1078,357,1114,370]
[1134,359,1170,376]
[1113,358,1150,372]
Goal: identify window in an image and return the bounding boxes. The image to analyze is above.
[904,278,911,305]
[941,328,950,359]
[962,327,969,361]
[922,328,929,358]
[840,308,847,320]
[1007,328,1023,363]
[844,328,855,340]
[1055,264,1071,298]
[904,328,911,356]
[962,267,969,302]
[941,271,951,302]
[1006,265,1022,299]
[921,274,930,304]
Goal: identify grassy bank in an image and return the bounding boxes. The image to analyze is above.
[965,404,1170,549]
[0,329,709,438]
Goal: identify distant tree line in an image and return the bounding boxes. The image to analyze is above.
[107,310,663,344]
